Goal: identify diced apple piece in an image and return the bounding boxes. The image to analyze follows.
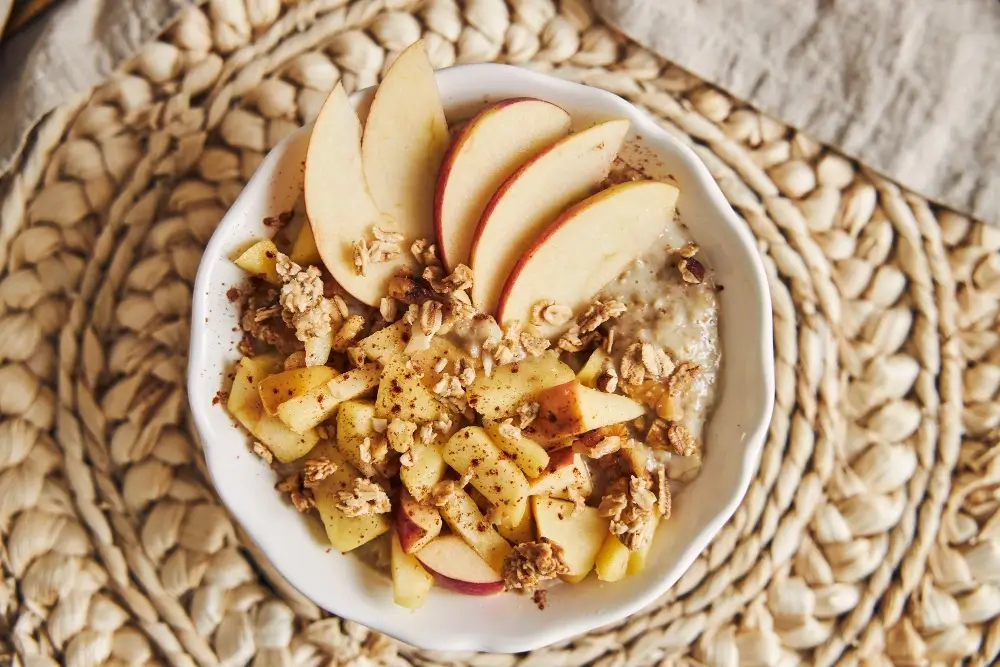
[576,348,609,388]
[400,442,447,500]
[335,399,381,477]
[532,496,610,583]
[497,180,680,334]
[469,119,629,314]
[289,220,322,266]
[304,82,402,306]
[233,239,281,284]
[482,419,549,478]
[627,512,661,575]
[467,355,575,420]
[311,446,390,552]
[414,535,504,595]
[227,356,271,429]
[257,366,338,416]
[496,506,536,544]
[438,488,512,572]
[362,40,447,272]
[304,330,334,367]
[376,359,450,423]
[395,489,443,554]
[443,427,530,528]
[595,533,630,582]
[435,99,571,271]
[525,380,644,442]
[276,362,381,433]
[528,451,592,500]
[391,530,434,609]
[357,320,409,364]
[252,415,320,462]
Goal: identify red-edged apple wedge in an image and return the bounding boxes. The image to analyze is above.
[497,179,680,334]
[414,535,505,595]
[362,40,449,253]
[435,99,571,270]
[468,119,629,314]
[395,489,443,553]
[528,451,592,499]
[391,530,434,609]
[524,380,645,442]
[304,83,399,306]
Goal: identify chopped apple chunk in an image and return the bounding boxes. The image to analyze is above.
[525,380,644,442]
[395,489,443,554]
[233,239,281,284]
[414,535,504,595]
[391,530,434,609]
[482,419,549,478]
[532,496,610,583]
[257,366,338,416]
[437,488,512,572]
[443,427,529,528]
[311,445,390,552]
[467,355,575,421]
[276,363,381,434]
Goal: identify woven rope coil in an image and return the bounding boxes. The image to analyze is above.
[0,0,998,665]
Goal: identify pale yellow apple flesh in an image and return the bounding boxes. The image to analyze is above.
[395,489,443,554]
[362,40,449,256]
[497,179,680,335]
[311,443,390,552]
[532,496,610,582]
[524,379,645,442]
[390,530,434,609]
[414,535,504,595]
[468,119,629,314]
[304,83,397,306]
[435,98,571,271]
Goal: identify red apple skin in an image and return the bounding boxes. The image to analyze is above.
[423,567,505,596]
[522,381,585,442]
[434,97,568,272]
[547,446,577,471]
[394,490,443,554]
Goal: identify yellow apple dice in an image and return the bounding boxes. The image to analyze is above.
[595,533,630,582]
[496,506,536,544]
[362,40,448,265]
[233,239,281,284]
[336,400,381,477]
[399,442,447,501]
[627,512,661,575]
[395,489,443,554]
[443,427,529,527]
[414,535,504,595]
[257,366,338,416]
[497,180,680,334]
[289,220,322,266]
[390,530,434,609]
[303,82,403,306]
[357,320,409,364]
[438,487,513,572]
[276,362,381,433]
[311,445,390,552]
[532,496,610,583]
[304,330,334,367]
[468,119,629,314]
[528,451,592,500]
[482,419,549,478]
[375,359,450,423]
[228,356,319,462]
[435,98,571,271]
[467,354,575,420]
[576,348,610,388]
[525,380,644,442]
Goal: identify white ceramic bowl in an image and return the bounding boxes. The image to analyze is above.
[188,64,774,653]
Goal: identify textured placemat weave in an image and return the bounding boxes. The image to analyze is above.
[1,0,998,665]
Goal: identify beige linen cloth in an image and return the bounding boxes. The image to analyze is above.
[0,0,998,225]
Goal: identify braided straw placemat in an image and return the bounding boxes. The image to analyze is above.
[1,0,999,665]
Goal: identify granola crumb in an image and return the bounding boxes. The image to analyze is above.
[678,257,705,284]
[347,346,366,367]
[655,465,671,518]
[335,478,391,517]
[595,361,619,393]
[379,297,398,323]
[515,401,540,429]
[599,475,656,551]
[667,422,698,456]
[419,301,444,337]
[520,331,550,356]
[252,441,273,465]
[532,589,549,610]
[585,435,621,459]
[501,538,569,592]
[332,295,350,320]
[424,263,473,294]
[410,238,440,266]
[387,419,417,454]
[668,361,702,397]
[302,458,337,489]
[290,490,314,512]
[226,286,242,302]
[275,474,300,493]
[530,300,573,327]
[428,480,458,507]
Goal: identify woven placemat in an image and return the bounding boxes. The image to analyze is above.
[1,0,998,665]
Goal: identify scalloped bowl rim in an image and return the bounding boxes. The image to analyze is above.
[188,63,774,653]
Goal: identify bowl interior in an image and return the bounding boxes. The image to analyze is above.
[189,64,773,653]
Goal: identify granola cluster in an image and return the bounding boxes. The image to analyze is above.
[501,538,569,592]
[598,475,659,550]
[336,478,392,517]
[276,255,337,341]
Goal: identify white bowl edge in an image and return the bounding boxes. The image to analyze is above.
[188,63,775,653]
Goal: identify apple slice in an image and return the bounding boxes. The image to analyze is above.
[524,380,645,442]
[312,444,391,552]
[362,39,448,256]
[528,451,592,499]
[276,363,381,433]
[443,427,530,528]
[395,489,443,553]
[496,506,536,544]
[391,530,434,609]
[595,533,630,582]
[400,442,447,501]
[233,239,281,284]
[627,512,661,575]
[532,496,610,583]
[576,348,610,388]
[437,488,512,572]
[289,220,322,267]
[414,535,504,595]
[336,400,381,477]
[304,83,396,306]
[482,419,550,478]
[258,366,338,416]
[435,99,571,270]
[497,179,680,334]
[468,119,629,314]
